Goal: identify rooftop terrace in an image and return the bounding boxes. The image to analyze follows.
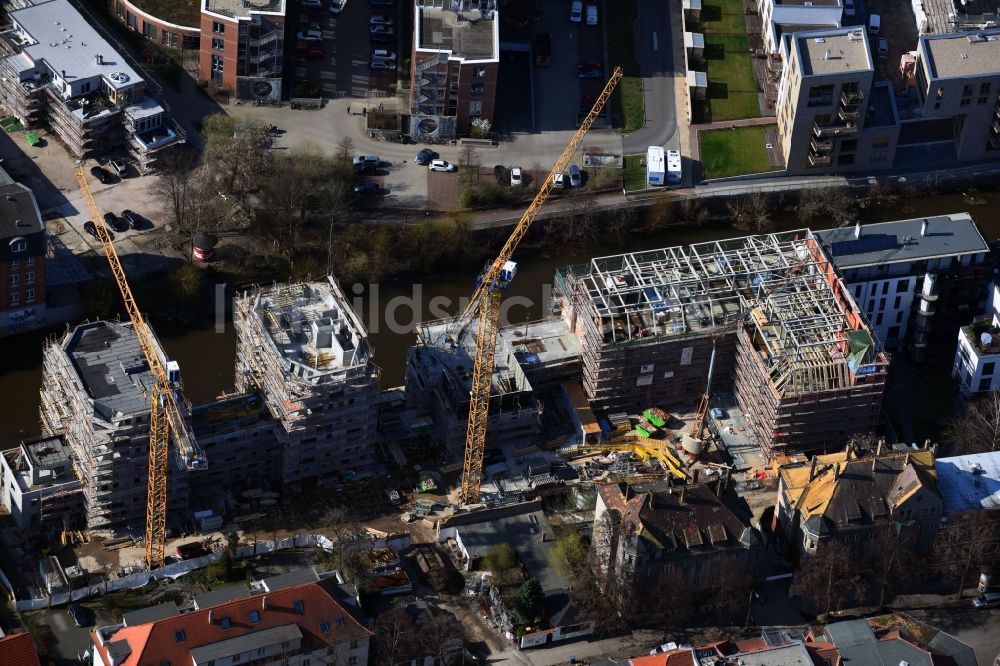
[249,278,371,380]
[416,6,499,62]
[203,0,285,19]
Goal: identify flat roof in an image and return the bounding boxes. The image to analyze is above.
[797,28,872,76]
[249,278,371,377]
[24,435,71,468]
[935,451,1000,513]
[416,6,499,62]
[497,318,580,368]
[203,0,285,19]
[12,0,143,92]
[923,30,1000,79]
[63,321,161,419]
[727,642,814,665]
[813,213,988,269]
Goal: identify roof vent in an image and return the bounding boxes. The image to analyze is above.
[815,37,826,43]
[108,72,130,83]
[961,52,969,59]
[824,48,832,59]
[5,195,15,202]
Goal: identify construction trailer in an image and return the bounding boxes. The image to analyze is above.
[555,230,888,456]
[234,278,380,485]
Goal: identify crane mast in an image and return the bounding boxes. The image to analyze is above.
[459,67,623,504]
[76,166,205,568]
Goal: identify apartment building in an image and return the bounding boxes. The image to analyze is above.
[0,0,182,171]
[556,231,887,457]
[758,0,843,54]
[814,214,990,352]
[234,278,380,485]
[0,435,83,531]
[774,447,941,557]
[0,175,45,334]
[409,1,499,139]
[953,314,1000,394]
[92,576,372,666]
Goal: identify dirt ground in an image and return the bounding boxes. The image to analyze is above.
[863,0,920,89]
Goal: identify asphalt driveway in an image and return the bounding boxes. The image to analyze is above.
[621,0,679,153]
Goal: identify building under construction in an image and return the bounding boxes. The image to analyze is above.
[555,231,888,456]
[234,278,380,484]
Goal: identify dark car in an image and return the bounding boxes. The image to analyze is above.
[103,212,128,233]
[370,24,394,36]
[494,164,508,185]
[90,166,114,184]
[122,209,143,230]
[354,180,381,195]
[68,603,92,628]
[369,0,393,5]
[84,220,114,241]
[414,148,438,165]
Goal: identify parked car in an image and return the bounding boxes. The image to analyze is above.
[577,63,601,78]
[372,48,397,60]
[90,166,114,184]
[354,180,381,194]
[973,592,1000,608]
[569,164,582,187]
[369,14,393,26]
[843,0,856,17]
[370,0,393,5]
[68,604,92,628]
[510,166,523,186]
[330,0,346,11]
[428,159,456,172]
[370,58,395,71]
[103,212,128,233]
[297,29,322,41]
[371,29,394,43]
[305,46,327,61]
[553,172,565,188]
[353,155,381,172]
[494,164,508,185]
[109,159,128,177]
[868,13,880,33]
[370,24,394,36]
[586,4,598,25]
[83,220,113,241]
[569,0,582,22]
[877,37,888,57]
[121,209,143,230]
[415,148,438,165]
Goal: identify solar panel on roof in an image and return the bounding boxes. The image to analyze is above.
[830,234,897,256]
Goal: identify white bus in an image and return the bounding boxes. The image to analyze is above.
[646,146,665,187]
[666,149,682,185]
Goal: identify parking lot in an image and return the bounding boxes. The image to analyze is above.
[29,603,114,665]
[290,0,401,98]
[496,0,608,132]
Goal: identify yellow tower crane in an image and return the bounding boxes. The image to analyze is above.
[454,67,623,504]
[76,166,205,569]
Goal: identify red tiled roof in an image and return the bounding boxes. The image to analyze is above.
[93,578,372,666]
[630,649,695,666]
[0,632,41,666]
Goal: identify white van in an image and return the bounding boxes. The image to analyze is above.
[868,14,880,34]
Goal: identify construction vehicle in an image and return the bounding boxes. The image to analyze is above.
[76,166,207,569]
[689,252,813,443]
[453,67,624,504]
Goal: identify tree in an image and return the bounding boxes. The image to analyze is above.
[373,607,418,666]
[681,198,709,226]
[201,113,272,196]
[794,540,867,616]
[934,510,999,596]
[172,263,203,301]
[796,186,855,227]
[513,578,545,625]
[417,608,463,664]
[645,197,674,232]
[864,523,918,609]
[548,533,588,577]
[482,543,518,585]
[727,192,773,232]
[859,180,899,214]
[152,147,199,233]
[943,390,1000,455]
[458,144,481,189]
[646,567,697,633]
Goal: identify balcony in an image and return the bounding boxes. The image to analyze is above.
[808,153,832,166]
[813,121,857,138]
[131,123,179,152]
[249,31,281,47]
[841,89,864,106]
[838,107,860,121]
[810,137,832,152]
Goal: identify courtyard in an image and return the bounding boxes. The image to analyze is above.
[690,0,761,123]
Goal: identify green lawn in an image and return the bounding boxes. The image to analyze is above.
[689,0,761,122]
[623,154,648,191]
[698,125,780,179]
[607,0,645,134]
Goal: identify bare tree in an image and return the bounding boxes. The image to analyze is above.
[373,607,418,666]
[865,523,918,609]
[797,186,855,227]
[728,192,773,233]
[859,180,899,213]
[201,113,273,195]
[417,608,463,665]
[934,510,999,597]
[152,147,199,232]
[794,540,867,616]
[458,144,481,188]
[681,198,709,226]
[943,390,1000,455]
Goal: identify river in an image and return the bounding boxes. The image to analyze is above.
[2,192,997,447]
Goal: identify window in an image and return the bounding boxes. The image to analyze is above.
[887,325,900,339]
[174,630,186,643]
[213,20,226,34]
[350,640,359,649]
[257,648,265,655]
[220,616,232,629]
[979,96,989,105]
[893,295,901,309]
[961,98,971,107]
[320,621,330,633]
[212,38,224,51]
[807,84,834,107]
[249,610,260,623]
[293,600,305,613]
[837,153,854,166]
[9,260,17,270]
[468,100,482,117]
[470,84,484,95]
[9,238,26,253]
[163,30,178,48]
[881,282,890,294]
[9,275,19,287]
[840,139,858,152]
[963,83,973,97]
[895,310,903,323]
[25,257,32,267]
[25,272,34,285]
[9,292,18,306]
[232,656,240,664]
[348,658,358,665]
[879,297,886,311]
[896,278,910,292]
[984,361,996,376]
[25,289,34,303]
[980,377,993,392]
[876,313,883,325]
[143,21,156,39]
[873,135,891,149]
[335,618,346,628]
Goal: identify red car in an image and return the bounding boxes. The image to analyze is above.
[305,46,326,61]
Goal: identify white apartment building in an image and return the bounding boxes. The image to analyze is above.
[813,213,990,352]
[953,313,1000,395]
[759,0,843,54]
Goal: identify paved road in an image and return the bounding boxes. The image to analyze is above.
[621,0,678,154]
